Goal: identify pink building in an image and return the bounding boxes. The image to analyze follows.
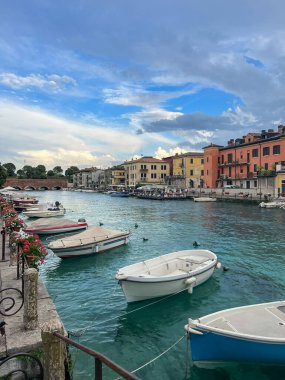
[203,126,285,193]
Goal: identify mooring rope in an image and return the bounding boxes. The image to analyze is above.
[68,284,190,337]
[114,333,187,380]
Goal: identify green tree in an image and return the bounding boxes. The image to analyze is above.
[17,169,25,178]
[22,165,34,178]
[47,170,55,177]
[3,162,16,177]
[53,166,63,175]
[0,163,7,187]
[65,166,79,182]
[34,165,47,179]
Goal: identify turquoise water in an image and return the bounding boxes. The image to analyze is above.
[28,191,285,380]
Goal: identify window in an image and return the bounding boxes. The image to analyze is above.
[160,173,165,178]
[140,173,146,178]
[151,173,157,179]
[190,158,193,164]
[254,164,258,172]
[252,149,258,158]
[161,165,166,170]
[201,159,204,164]
[190,170,193,176]
[254,180,257,187]
[228,153,233,163]
[221,155,224,164]
[151,164,157,170]
[240,168,243,173]
[273,145,280,155]
[201,170,204,176]
[264,163,268,170]
[263,147,270,156]
[141,164,147,169]
[207,157,209,163]
[240,153,243,159]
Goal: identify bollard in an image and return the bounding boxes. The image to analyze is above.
[41,320,65,380]
[23,268,38,330]
[1,227,5,261]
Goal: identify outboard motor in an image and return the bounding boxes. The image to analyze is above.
[78,218,86,223]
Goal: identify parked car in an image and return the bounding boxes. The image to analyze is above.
[224,185,240,189]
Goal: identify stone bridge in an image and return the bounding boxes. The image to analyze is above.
[4,178,68,190]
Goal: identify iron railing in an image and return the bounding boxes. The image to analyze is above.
[54,332,140,380]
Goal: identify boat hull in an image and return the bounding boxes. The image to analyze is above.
[189,329,285,365]
[22,210,65,218]
[23,222,88,235]
[50,234,129,258]
[119,265,215,303]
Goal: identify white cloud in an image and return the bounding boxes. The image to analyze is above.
[0,73,76,92]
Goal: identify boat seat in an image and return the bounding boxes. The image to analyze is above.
[180,255,211,264]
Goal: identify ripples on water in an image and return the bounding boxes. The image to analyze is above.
[27,191,285,380]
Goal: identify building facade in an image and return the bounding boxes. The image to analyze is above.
[171,152,204,188]
[124,157,170,187]
[203,126,285,194]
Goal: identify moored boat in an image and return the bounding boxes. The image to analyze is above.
[193,197,217,202]
[22,202,65,218]
[116,249,220,303]
[110,191,130,197]
[259,201,285,208]
[23,217,88,235]
[184,300,285,365]
[47,225,130,258]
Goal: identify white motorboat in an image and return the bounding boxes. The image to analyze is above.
[47,225,130,258]
[193,197,217,202]
[184,300,285,365]
[22,202,65,218]
[259,201,285,208]
[116,249,220,303]
[23,217,88,235]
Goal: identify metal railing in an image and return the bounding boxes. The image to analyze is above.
[54,332,140,380]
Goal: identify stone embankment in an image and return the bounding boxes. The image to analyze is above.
[0,222,66,379]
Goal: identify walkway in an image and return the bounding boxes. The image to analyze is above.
[0,223,63,358]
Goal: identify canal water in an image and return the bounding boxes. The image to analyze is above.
[29,191,285,380]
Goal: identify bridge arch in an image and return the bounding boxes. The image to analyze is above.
[39,186,49,191]
[52,186,62,190]
[24,186,36,191]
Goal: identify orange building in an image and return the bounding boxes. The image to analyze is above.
[203,126,285,194]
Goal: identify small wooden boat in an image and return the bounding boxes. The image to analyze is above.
[193,197,217,202]
[116,249,220,303]
[47,225,130,258]
[185,300,285,365]
[22,202,65,218]
[259,201,285,208]
[110,191,130,197]
[23,217,88,235]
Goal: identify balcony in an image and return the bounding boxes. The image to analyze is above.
[218,160,250,167]
[140,168,148,172]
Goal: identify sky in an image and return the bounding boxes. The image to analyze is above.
[1,0,285,171]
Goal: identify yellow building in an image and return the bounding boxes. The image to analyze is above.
[111,166,125,186]
[124,156,170,187]
[172,152,204,188]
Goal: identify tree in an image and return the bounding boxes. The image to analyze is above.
[47,170,55,177]
[34,165,47,179]
[53,166,63,175]
[3,162,16,177]
[65,166,79,183]
[0,163,7,187]
[22,165,34,178]
[17,169,25,178]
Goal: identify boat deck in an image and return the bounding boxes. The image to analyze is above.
[204,302,285,339]
[49,226,129,248]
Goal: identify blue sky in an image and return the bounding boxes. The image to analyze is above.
[1,0,285,170]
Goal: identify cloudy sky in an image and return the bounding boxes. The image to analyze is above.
[1,0,285,170]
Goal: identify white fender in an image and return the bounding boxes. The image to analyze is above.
[216,261,222,269]
[185,277,196,293]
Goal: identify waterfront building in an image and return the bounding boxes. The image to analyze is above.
[73,167,104,189]
[124,156,169,187]
[203,126,285,195]
[111,165,126,187]
[165,152,204,189]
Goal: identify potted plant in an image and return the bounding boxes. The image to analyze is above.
[7,217,25,232]
[17,235,48,270]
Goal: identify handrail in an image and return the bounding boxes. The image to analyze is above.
[53,332,140,380]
